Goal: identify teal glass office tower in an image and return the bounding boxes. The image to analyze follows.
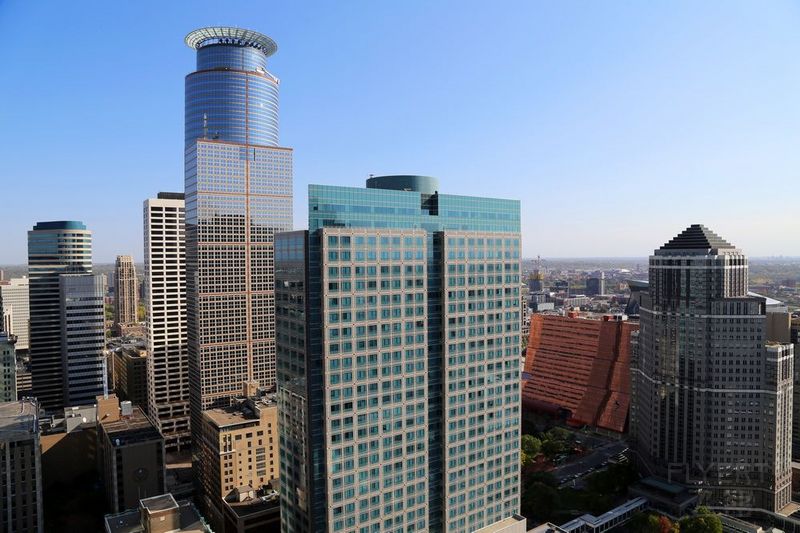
[276,177,524,533]
[184,27,293,522]
[28,221,92,411]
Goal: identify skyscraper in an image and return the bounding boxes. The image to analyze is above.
[630,224,793,512]
[0,332,16,402]
[0,276,30,352]
[114,255,139,334]
[276,176,524,533]
[28,221,92,411]
[144,192,190,451]
[60,273,107,406]
[183,26,293,514]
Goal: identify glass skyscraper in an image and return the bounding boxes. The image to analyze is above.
[27,221,92,411]
[183,26,293,519]
[276,177,524,533]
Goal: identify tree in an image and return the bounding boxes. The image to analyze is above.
[680,507,722,533]
[628,512,678,533]
[522,434,542,456]
[542,438,566,457]
[520,481,558,522]
[546,427,571,442]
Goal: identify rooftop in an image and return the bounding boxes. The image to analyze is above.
[32,220,86,231]
[141,493,178,513]
[659,224,735,251]
[104,495,211,533]
[473,514,527,533]
[0,400,38,439]
[204,395,277,429]
[100,406,161,444]
[185,26,277,57]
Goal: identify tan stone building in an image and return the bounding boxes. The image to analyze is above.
[97,394,165,513]
[198,388,280,532]
[114,255,139,334]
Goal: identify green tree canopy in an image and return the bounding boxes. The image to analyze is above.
[680,507,722,533]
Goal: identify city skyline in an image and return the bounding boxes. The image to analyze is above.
[2,1,800,263]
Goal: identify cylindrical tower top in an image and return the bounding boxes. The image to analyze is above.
[366,175,440,194]
[185,27,277,57]
[185,26,280,147]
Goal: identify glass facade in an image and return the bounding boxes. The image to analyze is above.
[186,44,279,147]
[277,178,521,533]
[184,27,293,522]
[27,221,92,411]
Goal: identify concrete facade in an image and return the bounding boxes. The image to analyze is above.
[0,399,43,533]
[630,224,793,512]
[144,193,190,451]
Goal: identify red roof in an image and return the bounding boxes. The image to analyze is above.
[523,314,637,434]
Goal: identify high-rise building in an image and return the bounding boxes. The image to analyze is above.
[114,255,139,334]
[198,390,281,531]
[28,221,92,411]
[0,333,17,402]
[0,276,30,352]
[60,273,107,406]
[144,192,190,451]
[630,224,793,512]
[276,176,524,533]
[183,26,293,510]
[0,399,43,533]
[97,394,166,514]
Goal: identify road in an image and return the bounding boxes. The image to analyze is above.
[553,441,627,486]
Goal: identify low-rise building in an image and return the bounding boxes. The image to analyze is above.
[0,399,43,533]
[97,394,165,513]
[523,311,637,434]
[104,493,211,533]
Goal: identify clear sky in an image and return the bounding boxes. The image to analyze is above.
[1,0,799,263]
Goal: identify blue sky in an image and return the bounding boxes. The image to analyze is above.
[1,0,799,263]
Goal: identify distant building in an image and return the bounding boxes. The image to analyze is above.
[0,276,30,352]
[557,295,590,308]
[0,399,43,533]
[623,280,648,317]
[197,388,280,532]
[15,360,32,399]
[0,332,16,402]
[112,346,148,410]
[28,220,92,411]
[104,493,212,533]
[523,312,637,434]
[60,273,108,406]
[114,255,139,334]
[144,192,190,452]
[585,273,605,296]
[630,224,792,512]
[97,394,166,513]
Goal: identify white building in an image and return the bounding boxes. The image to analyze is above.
[144,192,190,451]
[0,276,30,351]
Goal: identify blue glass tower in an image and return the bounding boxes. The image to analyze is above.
[184,27,293,526]
[276,177,523,533]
